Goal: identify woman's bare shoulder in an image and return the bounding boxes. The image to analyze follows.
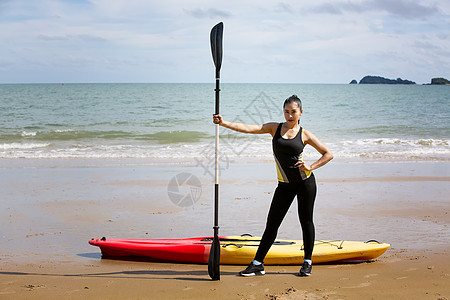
[263,122,280,136]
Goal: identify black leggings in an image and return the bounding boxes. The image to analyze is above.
[254,173,317,262]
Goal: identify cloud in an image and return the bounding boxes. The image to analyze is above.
[275,2,295,14]
[307,0,441,19]
[38,34,107,42]
[369,0,441,19]
[184,8,231,19]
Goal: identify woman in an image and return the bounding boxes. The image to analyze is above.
[213,95,333,277]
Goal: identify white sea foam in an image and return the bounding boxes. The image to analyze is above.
[1,137,449,161]
[332,138,450,160]
[21,131,37,137]
[0,143,50,150]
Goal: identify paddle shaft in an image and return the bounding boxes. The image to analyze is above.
[214,74,220,232]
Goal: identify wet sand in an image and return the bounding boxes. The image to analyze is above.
[0,158,449,299]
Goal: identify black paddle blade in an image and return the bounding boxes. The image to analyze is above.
[210,22,223,73]
[208,234,221,280]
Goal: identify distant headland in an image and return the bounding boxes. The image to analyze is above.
[349,76,450,85]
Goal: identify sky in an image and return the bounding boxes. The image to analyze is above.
[0,0,449,84]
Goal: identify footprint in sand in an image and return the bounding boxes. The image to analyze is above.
[24,284,46,291]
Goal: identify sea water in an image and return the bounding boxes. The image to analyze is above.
[0,83,449,161]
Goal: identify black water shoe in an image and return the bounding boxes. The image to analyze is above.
[239,263,265,276]
[298,261,312,276]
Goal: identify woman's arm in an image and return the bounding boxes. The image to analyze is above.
[295,129,334,171]
[213,114,278,136]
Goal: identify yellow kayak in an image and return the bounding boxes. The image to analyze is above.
[219,236,390,265]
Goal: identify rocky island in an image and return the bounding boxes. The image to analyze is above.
[349,76,450,85]
[358,76,415,84]
[430,78,450,85]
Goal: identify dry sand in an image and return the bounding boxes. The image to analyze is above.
[0,158,449,299]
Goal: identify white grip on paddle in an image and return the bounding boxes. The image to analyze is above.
[215,124,219,185]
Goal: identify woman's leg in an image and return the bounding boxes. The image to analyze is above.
[254,183,296,262]
[297,174,317,260]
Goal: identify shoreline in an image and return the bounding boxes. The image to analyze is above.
[0,158,449,299]
[1,155,450,168]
